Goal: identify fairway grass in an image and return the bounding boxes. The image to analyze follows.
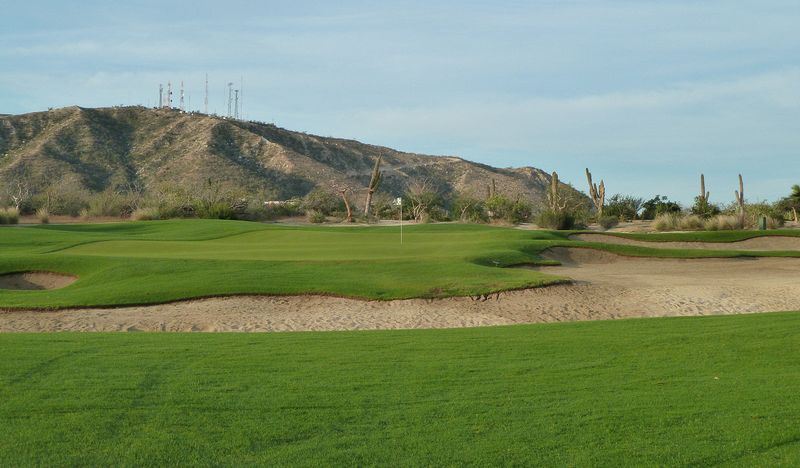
[2,312,799,465]
[2,220,799,309]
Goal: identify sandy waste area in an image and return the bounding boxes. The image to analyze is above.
[2,243,800,332]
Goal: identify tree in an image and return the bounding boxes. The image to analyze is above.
[778,184,800,223]
[640,195,681,220]
[363,155,383,216]
[605,194,644,221]
[406,179,443,221]
[7,180,31,211]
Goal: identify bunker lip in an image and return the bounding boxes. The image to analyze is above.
[0,272,78,291]
[569,233,800,251]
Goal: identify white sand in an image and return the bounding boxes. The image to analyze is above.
[2,247,799,332]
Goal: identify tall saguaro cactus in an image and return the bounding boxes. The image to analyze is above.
[585,168,605,218]
[363,155,383,216]
[699,173,710,205]
[735,173,745,222]
[547,171,568,212]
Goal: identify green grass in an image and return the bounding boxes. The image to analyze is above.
[1,220,799,309]
[2,312,800,465]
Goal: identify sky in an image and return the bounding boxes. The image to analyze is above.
[1,0,798,204]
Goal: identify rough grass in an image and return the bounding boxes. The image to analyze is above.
[2,220,799,309]
[1,312,800,465]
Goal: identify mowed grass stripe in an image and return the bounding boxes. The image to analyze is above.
[1,312,799,465]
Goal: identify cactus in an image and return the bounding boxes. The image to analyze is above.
[585,168,605,218]
[547,171,568,212]
[699,174,710,204]
[735,173,745,221]
[363,155,383,216]
[485,178,497,200]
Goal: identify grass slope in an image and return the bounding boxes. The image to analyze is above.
[1,220,799,308]
[2,312,799,465]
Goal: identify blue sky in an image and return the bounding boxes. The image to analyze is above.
[1,0,798,204]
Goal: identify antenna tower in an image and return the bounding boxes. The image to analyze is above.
[158,84,163,108]
[234,89,239,119]
[227,82,234,117]
[166,81,173,108]
[179,81,185,111]
[204,73,209,114]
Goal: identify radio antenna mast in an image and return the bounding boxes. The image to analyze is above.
[179,81,185,111]
[204,73,209,114]
[158,84,163,108]
[227,82,233,117]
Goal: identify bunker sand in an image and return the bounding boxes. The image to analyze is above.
[571,233,800,251]
[2,247,800,332]
[0,272,77,291]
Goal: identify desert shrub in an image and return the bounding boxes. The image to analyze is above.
[302,189,342,216]
[35,207,50,224]
[653,213,681,232]
[86,193,123,217]
[641,195,682,220]
[691,196,720,219]
[605,194,644,221]
[767,216,785,229]
[371,193,399,220]
[537,209,577,230]
[745,201,785,228]
[130,207,161,221]
[0,208,20,225]
[598,216,619,230]
[452,195,488,223]
[485,195,531,224]
[306,210,326,224]
[680,214,705,231]
[195,202,237,220]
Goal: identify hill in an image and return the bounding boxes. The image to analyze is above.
[0,106,573,205]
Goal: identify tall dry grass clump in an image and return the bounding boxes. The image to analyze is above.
[35,207,50,224]
[0,207,20,225]
[130,207,161,221]
[704,215,742,231]
[653,213,681,231]
[679,215,705,231]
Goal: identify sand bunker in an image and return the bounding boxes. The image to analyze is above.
[0,272,77,291]
[2,247,800,332]
[571,233,800,251]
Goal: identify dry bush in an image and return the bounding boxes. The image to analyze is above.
[0,207,20,225]
[653,213,681,231]
[679,215,705,231]
[35,207,50,224]
[130,207,161,221]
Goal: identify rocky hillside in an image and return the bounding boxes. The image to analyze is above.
[0,106,575,205]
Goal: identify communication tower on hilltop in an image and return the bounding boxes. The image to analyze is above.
[234,89,239,119]
[166,82,173,109]
[158,84,163,108]
[227,82,234,117]
[204,73,209,114]
[180,81,185,111]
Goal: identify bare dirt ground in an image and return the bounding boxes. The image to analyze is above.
[570,233,800,250]
[0,272,77,290]
[2,247,799,332]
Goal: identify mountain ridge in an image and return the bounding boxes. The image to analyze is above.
[0,106,574,207]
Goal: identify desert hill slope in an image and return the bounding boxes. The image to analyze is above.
[0,106,572,204]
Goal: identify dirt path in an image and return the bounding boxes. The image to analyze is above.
[2,247,799,332]
[570,233,800,250]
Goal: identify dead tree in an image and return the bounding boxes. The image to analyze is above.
[585,168,605,218]
[735,173,745,224]
[332,181,354,222]
[363,155,383,216]
[8,181,31,211]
